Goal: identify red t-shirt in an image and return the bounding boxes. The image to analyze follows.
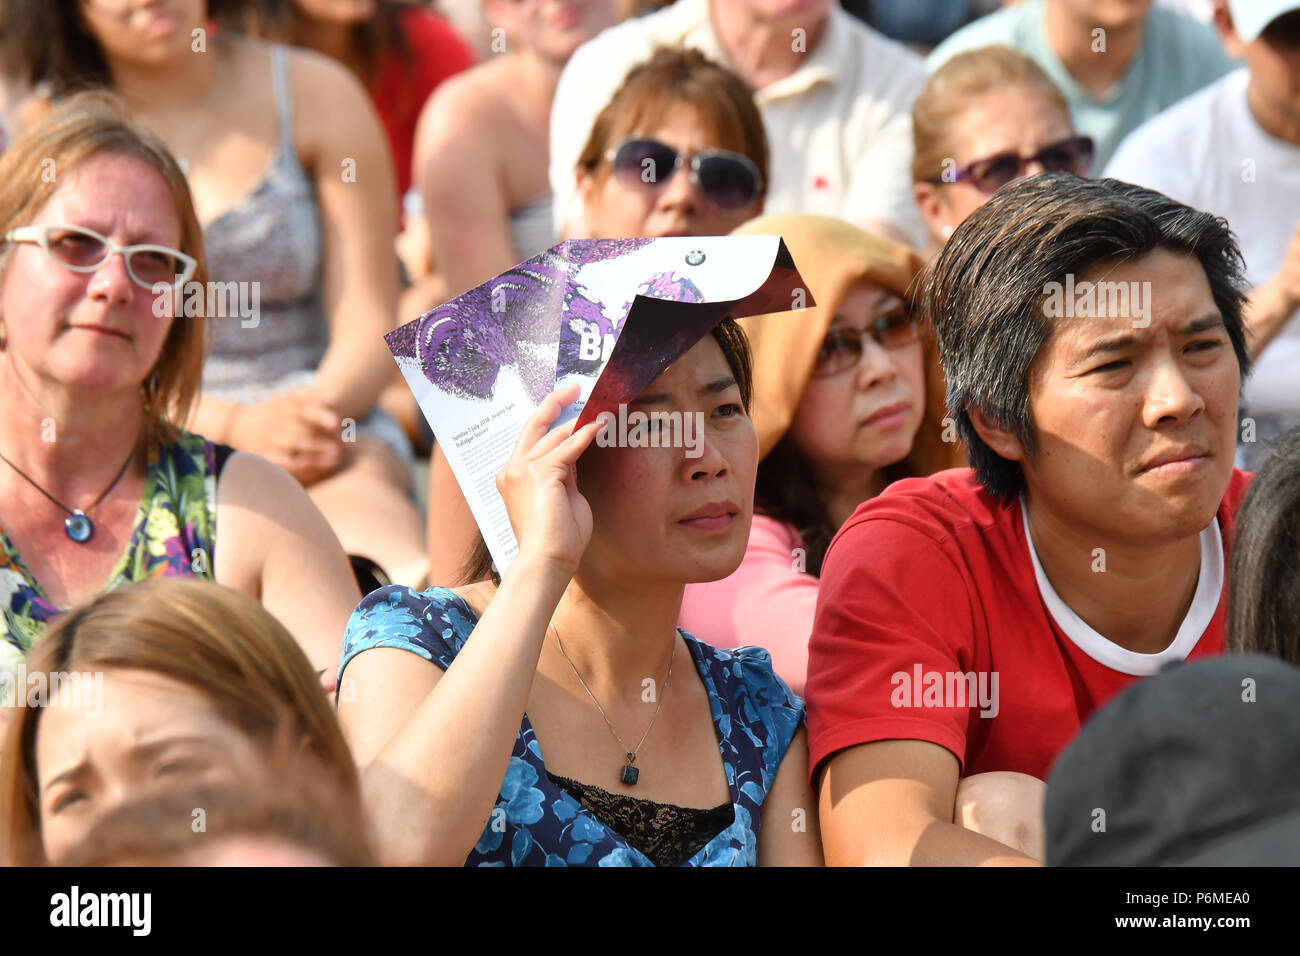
[370,6,476,202]
[805,467,1253,784]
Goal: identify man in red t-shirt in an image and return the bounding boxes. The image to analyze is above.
[807,173,1257,865]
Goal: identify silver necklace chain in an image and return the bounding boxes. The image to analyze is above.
[553,624,677,767]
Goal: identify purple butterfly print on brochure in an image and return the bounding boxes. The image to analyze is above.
[556,279,617,383]
[565,238,656,268]
[556,270,705,383]
[639,271,705,303]
[388,239,655,402]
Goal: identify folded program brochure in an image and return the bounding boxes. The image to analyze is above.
[387,235,811,575]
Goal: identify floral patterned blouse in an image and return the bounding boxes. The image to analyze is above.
[340,585,806,866]
[0,430,225,699]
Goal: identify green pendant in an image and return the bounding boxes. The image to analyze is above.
[620,762,639,786]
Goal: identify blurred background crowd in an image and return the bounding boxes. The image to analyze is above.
[0,0,1298,868]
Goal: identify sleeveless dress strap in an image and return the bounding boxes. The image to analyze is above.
[269,44,296,159]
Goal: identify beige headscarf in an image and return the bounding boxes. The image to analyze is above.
[731,213,927,460]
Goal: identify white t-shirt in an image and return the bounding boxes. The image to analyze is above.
[548,0,927,248]
[1020,495,1224,676]
[1106,68,1300,419]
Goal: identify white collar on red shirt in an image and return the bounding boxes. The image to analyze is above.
[1018,494,1224,676]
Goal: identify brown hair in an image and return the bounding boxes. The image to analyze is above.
[242,0,412,111]
[0,578,359,865]
[58,780,373,867]
[576,46,769,197]
[0,91,208,445]
[0,0,270,94]
[912,45,1070,184]
[1228,425,1300,665]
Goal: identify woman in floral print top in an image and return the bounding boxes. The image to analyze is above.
[1,431,221,661]
[339,323,823,866]
[0,97,359,699]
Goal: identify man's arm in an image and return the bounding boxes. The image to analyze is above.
[818,739,1041,866]
[1243,220,1300,357]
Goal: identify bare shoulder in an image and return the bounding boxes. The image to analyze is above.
[447,579,497,619]
[212,449,303,588]
[431,56,516,120]
[213,448,354,594]
[421,62,516,146]
[218,33,342,95]
[235,39,384,165]
[214,450,326,539]
[216,448,301,502]
[277,40,367,101]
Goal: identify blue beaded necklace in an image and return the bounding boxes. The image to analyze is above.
[0,444,137,543]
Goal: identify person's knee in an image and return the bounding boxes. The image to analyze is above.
[349,438,412,491]
[954,770,1046,861]
[314,440,409,499]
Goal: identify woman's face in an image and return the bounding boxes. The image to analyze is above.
[78,0,206,64]
[487,0,619,64]
[576,334,759,585]
[788,280,925,478]
[915,88,1076,246]
[0,152,179,400]
[579,104,765,239]
[35,668,270,865]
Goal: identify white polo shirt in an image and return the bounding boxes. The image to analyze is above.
[548,0,927,248]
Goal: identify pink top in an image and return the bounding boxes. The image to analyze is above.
[679,514,818,697]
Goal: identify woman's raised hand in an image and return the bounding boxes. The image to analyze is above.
[495,384,605,577]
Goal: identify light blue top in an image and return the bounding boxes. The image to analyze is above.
[927,0,1238,169]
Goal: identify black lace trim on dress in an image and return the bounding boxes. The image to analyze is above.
[546,771,735,867]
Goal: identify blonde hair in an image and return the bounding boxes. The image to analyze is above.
[0,578,359,865]
[912,46,1071,184]
[0,91,208,445]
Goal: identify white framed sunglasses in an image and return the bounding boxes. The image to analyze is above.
[2,224,196,290]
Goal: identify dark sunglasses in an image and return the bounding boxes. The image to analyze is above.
[930,135,1095,195]
[605,137,763,211]
[812,303,919,378]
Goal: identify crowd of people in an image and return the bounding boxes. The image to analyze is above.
[0,0,1297,867]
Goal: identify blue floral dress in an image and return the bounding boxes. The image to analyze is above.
[340,585,805,866]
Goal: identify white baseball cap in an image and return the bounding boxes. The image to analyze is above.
[1229,0,1300,42]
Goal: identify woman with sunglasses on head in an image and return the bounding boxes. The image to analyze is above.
[340,322,821,866]
[424,46,769,587]
[0,0,427,588]
[0,96,358,692]
[904,44,1091,477]
[679,215,927,696]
